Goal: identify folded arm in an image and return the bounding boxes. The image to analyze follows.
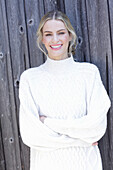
[19,72,92,151]
[44,67,111,143]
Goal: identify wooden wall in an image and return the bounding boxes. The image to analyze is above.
[0,0,113,169]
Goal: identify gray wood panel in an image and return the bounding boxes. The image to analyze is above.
[0,0,113,170]
[0,0,22,169]
[64,0,84,61]
[24,0,45,67]
[0,0,29,169]
[0,121,6,170]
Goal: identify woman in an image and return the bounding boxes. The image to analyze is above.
[19,10,111,170]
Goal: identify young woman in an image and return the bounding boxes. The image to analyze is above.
[19,10,111,170]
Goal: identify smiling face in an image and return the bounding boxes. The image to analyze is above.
[42,19,72,60]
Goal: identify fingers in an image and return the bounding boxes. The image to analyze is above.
[92,142,98,146]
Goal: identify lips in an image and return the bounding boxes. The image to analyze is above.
[50,44,63,50]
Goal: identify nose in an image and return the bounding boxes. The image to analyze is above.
[52,34,59,43]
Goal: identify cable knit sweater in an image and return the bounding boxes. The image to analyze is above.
[19,55,111,170]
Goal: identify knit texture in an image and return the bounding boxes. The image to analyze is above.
[19,55,111,170]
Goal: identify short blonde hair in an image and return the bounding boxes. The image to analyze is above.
[37,10,77,56]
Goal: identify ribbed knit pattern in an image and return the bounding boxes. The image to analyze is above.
[19,55,111,170]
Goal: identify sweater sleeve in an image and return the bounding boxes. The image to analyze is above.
[44,67,111,144]
[19,71,91,151]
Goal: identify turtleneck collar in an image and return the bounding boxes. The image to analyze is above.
[43,54,75,74]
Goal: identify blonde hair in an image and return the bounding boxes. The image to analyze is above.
[37,10,77,56]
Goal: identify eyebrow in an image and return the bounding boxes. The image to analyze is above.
[43,29,66,33]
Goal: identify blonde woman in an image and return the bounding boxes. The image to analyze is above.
[19,10,111,170]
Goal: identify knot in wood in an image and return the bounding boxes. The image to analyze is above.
[9,137,14,143]
[28,19,34,26]
[19,25,24,34]
[0,52,3,59]
[14,79,20,88]
[77,36,83,46]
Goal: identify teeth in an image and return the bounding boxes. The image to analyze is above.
[51,45,62,49]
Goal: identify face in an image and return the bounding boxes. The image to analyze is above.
[42,19,72,60]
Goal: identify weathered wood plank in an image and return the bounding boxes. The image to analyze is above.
[24,0,45,67]
[84,0,109,83]
[64,0,84,61]
[0,0,113,170]
[80,0,91,62]
[57,0,65,12]
[83,1,113,170]
[0,55,21,170]
[108,0,113,51]
[43,0,57,13]
[3,0,30,170]
[0,0,24,169]
[0,121,6,170]
[104,1,113,169]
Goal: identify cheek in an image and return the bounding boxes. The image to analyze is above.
[42,37,47,44]
[42,36,51,45]
[62,35,70,43]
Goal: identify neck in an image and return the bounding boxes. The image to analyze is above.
[43,54,75,75]
[48,53,69,61]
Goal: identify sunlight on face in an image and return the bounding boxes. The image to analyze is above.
[42,20,72,60]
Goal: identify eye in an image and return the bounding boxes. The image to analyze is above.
[45,34,52,36]
[59,32,65,35]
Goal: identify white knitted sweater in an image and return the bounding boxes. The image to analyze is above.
[19,56,111,170]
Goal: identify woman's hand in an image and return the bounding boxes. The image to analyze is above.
[92,142,98,146]
[39,115,47,123]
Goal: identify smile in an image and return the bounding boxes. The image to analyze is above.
[50,44,63,50]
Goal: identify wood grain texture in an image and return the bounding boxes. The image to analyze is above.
[0,121,6,170]
[0,0,21,169]
[64,0,85,61]
[0,0,113,170]
[24,0,44,67]
[0,0,29,169]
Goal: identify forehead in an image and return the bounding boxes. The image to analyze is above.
[42,19,67,32]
